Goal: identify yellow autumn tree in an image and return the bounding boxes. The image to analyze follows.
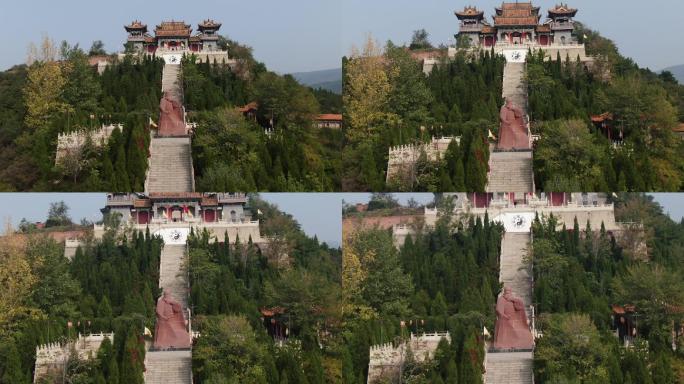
[343,35,396,145]
[23,35,71,132]
[341,228,376,321]
[0,231,42,337]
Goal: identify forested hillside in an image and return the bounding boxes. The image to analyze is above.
[0,226,161,383]
[0,42,159,192]
[187,195,342,382]
[342,36,500,192]
[0,196,342,383]
[342,198,503,383]
[0,36,343,191]
[530,24,684,191]
[180,43,342,191]
[531,194,684,382]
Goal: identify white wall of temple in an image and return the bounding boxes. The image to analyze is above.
[117,50,235,65]
[92,221,264,244]
[448,43,590,62]
[422,203,619,232]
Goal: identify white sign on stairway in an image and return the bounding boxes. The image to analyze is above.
[154,228,190,245]
[503,49,528,63]
[492,212,535,233]
[162,54,182,65]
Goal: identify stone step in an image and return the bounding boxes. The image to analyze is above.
[485,351,533,384]
[487,151,533,194]
[146,137,194,193]
[502,61,528,123]
[144,350,192,384]
[159,245,188,310]
[162,64,183,103]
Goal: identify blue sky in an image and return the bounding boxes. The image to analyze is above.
[341,0,684,71]
[651,194,684,223]
[0,0,342,73]
[0,193,342,247]
[340,193,434,207]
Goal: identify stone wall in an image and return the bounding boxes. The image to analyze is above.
[386,137,460,183]
[34,333,114,382]
[367,332,451,383]
[55,124,122,165]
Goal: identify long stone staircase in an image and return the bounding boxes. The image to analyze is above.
[487,60,534,195]
[144,244,192,383]
[485,232,534,384]
[485,351,534,384]
[146,137,194,193]
[144,350,192,384]
[502,62,527,115]
[498,232,533,319]
[162,63,183,103]
[145,61,195,193]
[158,244,189,309]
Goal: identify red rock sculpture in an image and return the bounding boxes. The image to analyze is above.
[153,290,191,349]
[493,287,534,349]
[158,92,186,136]
[497,99,529,150]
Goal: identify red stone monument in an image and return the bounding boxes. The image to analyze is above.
[493,287,534,349]
[158,92,187,136]
[153,290,191,349]
[497,99,529,150]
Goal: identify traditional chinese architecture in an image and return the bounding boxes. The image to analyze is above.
[125,19,221,53]
[123,19,232,64]
[456,3,578,48]
[612,304,639,348]
[96,193,264,244]
[238,101,259,121]
[674,123,684,139]
[314,114,343,129]
[590,112,623,143]
[260,307,289,341]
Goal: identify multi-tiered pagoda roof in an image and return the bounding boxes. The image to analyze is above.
[455,6,484,20]
[155,21,192,37]
[493,2,541,26]
[548,3,578,18]
[125,20,147,33]
[198,19,222,31]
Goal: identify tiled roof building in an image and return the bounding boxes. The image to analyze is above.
[456,2,578,48]
[125,19,223,54]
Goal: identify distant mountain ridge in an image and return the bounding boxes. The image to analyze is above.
[662,64,684,84]
[290,68,342,94]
